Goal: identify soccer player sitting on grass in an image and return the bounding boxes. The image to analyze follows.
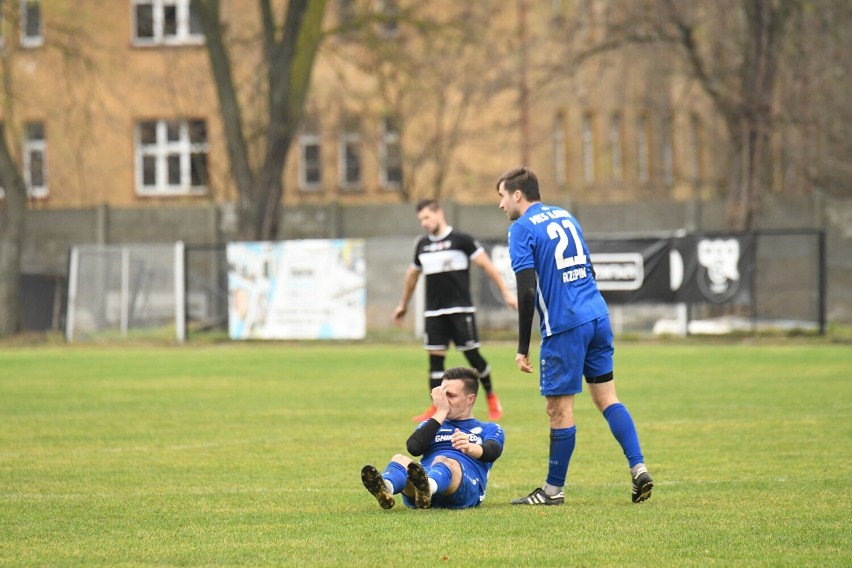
[361,367,505,510]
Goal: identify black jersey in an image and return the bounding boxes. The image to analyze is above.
[412,226,484,317]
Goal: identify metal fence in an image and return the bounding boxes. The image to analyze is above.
[65,244,183,341]
[65,230,826,342]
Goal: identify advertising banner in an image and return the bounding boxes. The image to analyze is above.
[482,234,754,307]
[226,239,366,340]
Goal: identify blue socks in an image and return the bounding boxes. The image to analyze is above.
[382,461,408,494]
[428,462,453,495]
[382,461,453,495]
[603,403,644,467]
[546,426,577,487]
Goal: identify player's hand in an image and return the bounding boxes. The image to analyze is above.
[504,292,518,311]
[431,384,450,414]
[515,353,533,373]
[391,304,407,323]
[451,428,473,454]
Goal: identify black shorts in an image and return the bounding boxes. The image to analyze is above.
[423,312,480,352]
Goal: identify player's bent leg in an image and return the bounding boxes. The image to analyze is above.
[361,464,395,510]
[406,462,432,509]
[430,456,462,495]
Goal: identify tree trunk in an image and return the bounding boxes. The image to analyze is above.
[0,137,27,336]
[195,0,326,241]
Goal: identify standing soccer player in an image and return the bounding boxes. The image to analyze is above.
[393,199,517,422]
[495,166,653,505]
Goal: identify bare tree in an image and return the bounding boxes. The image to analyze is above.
[660,0,799,229]
[545,0,809,229]
[0,127,27,336]
[322,2,518,202]
[0,3,92,337]
[192,0,327,240]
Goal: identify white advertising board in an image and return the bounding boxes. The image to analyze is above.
[226,239,366,340]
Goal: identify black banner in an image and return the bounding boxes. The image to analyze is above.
[481,234,755,307]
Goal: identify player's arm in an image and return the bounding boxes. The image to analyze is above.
[392,265,420,322]
[472,251,518,310]
[406,418,441,456]
[451,428,503,462]
[514,268,537,373]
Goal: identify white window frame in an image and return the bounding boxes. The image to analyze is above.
[298,132,322,191]
[24,122,48,198]
[131,0,204,47]
[338,128,362,190]
[135,119,209,196]
[581,113,595,185]
[21,0,43,48]
[379,115,402,190]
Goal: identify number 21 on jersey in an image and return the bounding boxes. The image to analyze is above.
[547,219,587,269]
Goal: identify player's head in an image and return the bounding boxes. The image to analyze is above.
[496,166,540,220]
[441,367,480,419]
[496,166,540,201]
[415,199,446,235]
[443,366,480,396]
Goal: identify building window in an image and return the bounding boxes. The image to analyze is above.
[376,0,399,37]
[298,119,322,191]
[24,122,48,198]
[132,0,204,46]
[380,115,402,189]
[135,119,208,196]
[339,118,362,190]
[553,113,566,186]
[610,112,623,182]
[581,112,595,185]
[21,0,43,47]
[637,113,650,184]
[662,114,674,187]
[689,114,702,183]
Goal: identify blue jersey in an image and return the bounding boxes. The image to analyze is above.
[417,417,504,502]
[507,202,608,336]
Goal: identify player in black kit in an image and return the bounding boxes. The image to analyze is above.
[393,199,517,422]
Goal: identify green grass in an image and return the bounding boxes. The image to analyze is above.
[1,341,850,566]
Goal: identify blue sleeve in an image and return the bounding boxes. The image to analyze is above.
[508,222,535,272]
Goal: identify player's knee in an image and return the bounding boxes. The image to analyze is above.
[586,371,613,384]
[391,454,411,466]
[432,455,460,474]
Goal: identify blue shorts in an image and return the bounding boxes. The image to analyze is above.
[539,316,614,396]
[401,460,485,509]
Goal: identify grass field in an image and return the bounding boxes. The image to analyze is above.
[1,340,850,566]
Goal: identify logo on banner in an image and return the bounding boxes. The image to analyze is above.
[590,253,645,291]
[696,239,741,302]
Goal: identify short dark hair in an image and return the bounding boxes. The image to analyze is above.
[415,198,441,213]
[443,366,480,396]
[495,166,540,201]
